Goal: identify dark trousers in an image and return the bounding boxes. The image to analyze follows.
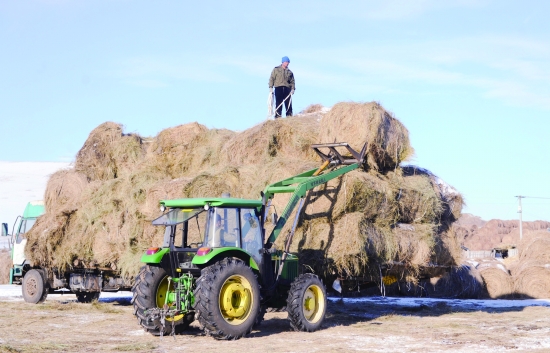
[274,86,293,118]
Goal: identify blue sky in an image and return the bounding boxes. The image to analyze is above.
[1,0,549,221]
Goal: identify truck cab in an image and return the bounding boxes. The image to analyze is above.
[1,201,45,284]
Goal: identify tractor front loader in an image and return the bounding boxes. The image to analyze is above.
[131,142,367,339]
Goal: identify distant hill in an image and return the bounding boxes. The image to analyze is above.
[454,213,550,251]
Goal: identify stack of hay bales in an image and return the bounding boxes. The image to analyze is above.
[509,231,550,298]
[25,101,465,287]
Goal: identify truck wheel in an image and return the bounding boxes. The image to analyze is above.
[132,265,191,336]
[287,273,326,332]
[22,269,48,304]
[193,257,260,340]
[75,291,100,303]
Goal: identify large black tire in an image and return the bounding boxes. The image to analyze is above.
[75,291,100,303]
[287,273,327,332]
[131,265,192,336]
[193,257,261,340]
[22,269,48,304]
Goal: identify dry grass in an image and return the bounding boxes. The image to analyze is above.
[299,104,324,114]
[2,299,550,352]
[221,116,320,165]
[74,122,143,181]
[318,102,414,171]
[25,102,464,284]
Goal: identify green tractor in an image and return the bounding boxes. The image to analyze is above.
[132,143,366,339]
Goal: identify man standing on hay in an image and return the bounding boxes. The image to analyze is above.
[269,56,295,118]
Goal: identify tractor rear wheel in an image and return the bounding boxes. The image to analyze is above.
[287,273,326,332]
[132,265,192,336]
[22,269,48,304]
[75,291,100,303]
[193,257,260,340]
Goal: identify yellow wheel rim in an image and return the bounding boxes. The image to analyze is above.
[302,284,325,323]
[219,275,253,325]
[156,276,184,322]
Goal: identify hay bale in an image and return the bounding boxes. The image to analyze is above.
[388,170,444,224]
[75,122,143,181]
[475,258,514,298]
[393,223,437,266]
[284,213,369,277]
[479,266,514,299]
[431,224,462,267]
[432,264,484,298]
[221,116,320,166]
[25,213,71,268]
[144,177,193,217]
[183,167,241,199]
[518,231,550,262]
[147,123,235,178]
[302,169,397,224]
[318,102,414,171]
[401,166,463,222]
[0,249,11,284]
[44,169,88,214]
[327,213,370,276]
[512,260,550,299]
[300,104,324,114]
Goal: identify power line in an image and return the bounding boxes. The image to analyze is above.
[515,196,550,200]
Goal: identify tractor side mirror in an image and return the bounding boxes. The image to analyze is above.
[271,213,278,225]
[1,223,8,237]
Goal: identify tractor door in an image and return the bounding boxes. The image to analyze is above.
[240,209,263,266]
[203,207,263,268]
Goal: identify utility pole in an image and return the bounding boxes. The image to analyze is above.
[516,196,524,240]
[514,196,550,240]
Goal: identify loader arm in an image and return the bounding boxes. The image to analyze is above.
[262,142,366,247]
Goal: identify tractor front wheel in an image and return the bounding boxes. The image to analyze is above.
[287,273,326,332]
[193,257,260,340]
[22,269,48,304]
[131,265,192,336]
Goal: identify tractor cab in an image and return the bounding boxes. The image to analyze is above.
[144,197,265,276]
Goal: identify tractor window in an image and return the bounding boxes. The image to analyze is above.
[205,208,240,248]
[241,209,262,265]
[161,211,206,249]
[187,211,205,248]
[152,207,204,226]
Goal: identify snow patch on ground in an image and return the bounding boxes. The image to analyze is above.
[1,284,549,309]
[328,295,550,309]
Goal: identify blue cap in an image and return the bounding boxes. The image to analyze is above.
[282,56,290,63]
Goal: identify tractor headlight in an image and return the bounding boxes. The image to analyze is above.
[160,204,166,212]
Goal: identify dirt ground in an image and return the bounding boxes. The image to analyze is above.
[1,295,550,353]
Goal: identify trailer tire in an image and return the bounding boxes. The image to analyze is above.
[194,257,260,340]
[287,273,326,332]
[75,291,100,303]
[132,265,191,336]
[22,269,48,304]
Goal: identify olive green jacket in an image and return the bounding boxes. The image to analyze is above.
[268,65,295,90]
